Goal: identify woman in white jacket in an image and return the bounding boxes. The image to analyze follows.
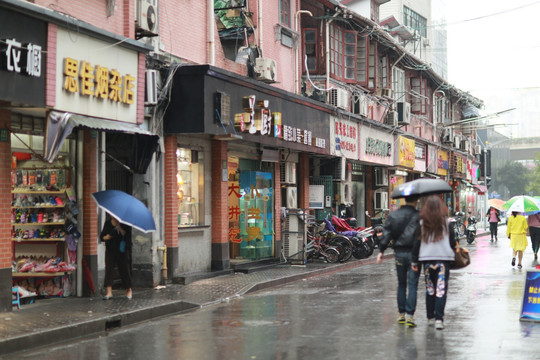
[412,195,456,330]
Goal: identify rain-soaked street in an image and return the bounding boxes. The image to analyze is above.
[12,226,540,360]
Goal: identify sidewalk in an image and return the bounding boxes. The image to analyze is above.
[1,228,492,357]
[1,255,383,356]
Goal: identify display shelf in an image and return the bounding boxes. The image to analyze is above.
[11,205,66,209]
[11,190,66,195]
[12,238,65,242]
[12,221,66,226]
[12,272,72,277]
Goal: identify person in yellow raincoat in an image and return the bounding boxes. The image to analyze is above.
[506,211,528,269]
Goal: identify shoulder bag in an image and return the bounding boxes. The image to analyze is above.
[452,241,470,269]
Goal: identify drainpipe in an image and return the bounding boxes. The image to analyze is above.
[157,246,168,284]
[208,0,215,65]
[295,10,313,94]
[258,0,263,54]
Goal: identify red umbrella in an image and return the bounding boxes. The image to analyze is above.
[82,259,95,294]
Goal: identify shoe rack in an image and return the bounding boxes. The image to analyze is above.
[11,167,76,278]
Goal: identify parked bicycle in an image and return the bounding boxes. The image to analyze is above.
[449,211,466,239]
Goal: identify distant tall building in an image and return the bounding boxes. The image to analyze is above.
[379,0,448,80]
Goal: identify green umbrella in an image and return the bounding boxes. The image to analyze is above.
[502,195,540,214]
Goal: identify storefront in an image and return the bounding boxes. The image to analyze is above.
[389,136,415,211]
[164,65,329,270]
[3,9,157,310]
[1,8,49,311]
[436,149,452,211]
[359,127,393,220]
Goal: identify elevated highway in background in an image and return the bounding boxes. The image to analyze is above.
[510,137,540,163]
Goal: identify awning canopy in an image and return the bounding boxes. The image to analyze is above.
[474,184,488,194]
[44,111,159,173]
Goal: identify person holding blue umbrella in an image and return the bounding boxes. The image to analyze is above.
[101,215,133,300]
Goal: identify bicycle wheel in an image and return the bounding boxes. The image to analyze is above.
[323,246,340,263]
[350,237,368,259]
[328,235,354,262]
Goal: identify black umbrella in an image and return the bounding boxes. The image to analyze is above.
[391,178,453,199]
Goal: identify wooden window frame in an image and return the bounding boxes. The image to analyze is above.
[356,36,368,85]
[329,25,357,83]
[303,28,318,73]
[279,0,291,27]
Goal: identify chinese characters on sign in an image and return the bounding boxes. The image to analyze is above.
[1,38,41,77]
[234,95,326,149]
[398,136,415,168]
[365,137,391,157]
[63,57,135,105]
[333,119,358,158]
[520,271,540,322]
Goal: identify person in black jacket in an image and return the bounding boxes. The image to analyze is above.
[377,196,421,328]
[100,216,133,300]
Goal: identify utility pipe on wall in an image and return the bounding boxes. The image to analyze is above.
[208,0,215,65]
[325,10,340,93]
[295,10,313,94]
[258,0,263,54]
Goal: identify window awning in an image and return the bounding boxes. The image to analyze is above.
[474,184,488,194]
[44,111,159,172]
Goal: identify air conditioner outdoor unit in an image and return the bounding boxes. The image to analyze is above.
[374,191,388,210]
[340,181,352,204]
[374,167,389,187]
[283,212,304,257]
[353,92,368,117]
[254,58,277,82]
[442,128,453,143]
[334,157,346,181]
[385,111,398,126]
[453,135,461,149]
[474,144,482,155]
[397,102,411,125]
[286,186,298,208]
[461,140,470,152]
[145,69,158,105]
[137,0,158,33]
[281,162,297,184]
[329,88,349,110]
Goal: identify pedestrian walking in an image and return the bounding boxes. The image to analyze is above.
[412,195,456,330]
[527,213,540,260]
[377,196,421,328]
[507,211,528,269]
[486,206,501,241]
[100,215,133,300]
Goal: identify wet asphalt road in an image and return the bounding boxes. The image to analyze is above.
[11,227,540,360]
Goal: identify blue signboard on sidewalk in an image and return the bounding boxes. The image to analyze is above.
[520,270,540,322]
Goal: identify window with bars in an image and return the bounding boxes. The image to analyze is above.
[329,25,357,82]
[279,0,291,27]
[403,6,427,38]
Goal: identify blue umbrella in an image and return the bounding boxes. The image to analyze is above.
[92,190,156,233]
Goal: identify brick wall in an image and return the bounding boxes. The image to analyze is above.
[82,130,98,255]
[163,135,178,248]
[0,107,11,268]
[35,0,130,37]
[211,140,228,244]
[46,24,57,108]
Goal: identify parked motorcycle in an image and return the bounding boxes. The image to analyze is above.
[465,213,477,244]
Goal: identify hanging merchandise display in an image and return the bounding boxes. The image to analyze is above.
[10,144,79,303]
